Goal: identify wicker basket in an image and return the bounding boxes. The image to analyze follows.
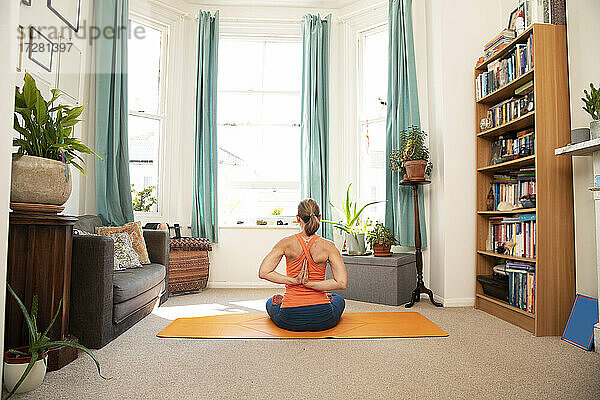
[169,238,212,293]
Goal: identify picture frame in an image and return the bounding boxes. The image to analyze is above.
[507,7,519,31]
[47,0,82,33]
[56,37,83,104]
[16,25,24,72]
[28,26,55,73]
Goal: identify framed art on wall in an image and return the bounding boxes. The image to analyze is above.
[47,0,82,33]
[57,37,83,104]
[28,26,55,73]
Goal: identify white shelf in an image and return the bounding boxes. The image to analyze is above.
[555,137,600,156]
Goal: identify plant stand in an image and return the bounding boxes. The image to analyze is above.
[4,203,78,371]
[399,180,443,308]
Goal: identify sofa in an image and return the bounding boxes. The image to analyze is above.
[69,215,169,349]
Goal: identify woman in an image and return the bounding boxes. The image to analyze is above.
[258,199,347,331]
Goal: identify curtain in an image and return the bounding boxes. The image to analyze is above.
[385,0,427,247]
[94,0,134,226]
[191,11,219,242]
[300,14,333,239]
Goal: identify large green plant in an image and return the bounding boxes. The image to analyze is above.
[13,73,99,176]
[582,83,600,120]
[5,284,106,399]
[322,184,383,235]
[389,125,433,178]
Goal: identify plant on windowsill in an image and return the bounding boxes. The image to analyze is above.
[3,284,106,398]
[389,125,433,181]
[12,73,100,206]
[322,184,384,255]
[366,223,397,257]
[582,83,600,140]
[131,185,157,212]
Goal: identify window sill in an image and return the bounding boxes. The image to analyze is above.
[219,224,298,230]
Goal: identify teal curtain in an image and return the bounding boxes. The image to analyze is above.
[300,14,332,239]
[94,0,134,226]
[385,0,426,247]
[191,11,219,242]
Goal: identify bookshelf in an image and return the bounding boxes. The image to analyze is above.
[474,24,575,336]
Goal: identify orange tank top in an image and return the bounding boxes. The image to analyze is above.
[281,233,331,308]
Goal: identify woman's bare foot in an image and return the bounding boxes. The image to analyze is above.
[272,294,283,305]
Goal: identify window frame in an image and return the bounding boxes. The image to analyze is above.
[217,34,302,225]
[356,23,388,223]
[128,12,170,217]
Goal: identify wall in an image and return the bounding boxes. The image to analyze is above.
[565,0,600,298]
[424,0,516,306]
[0,0,20,379]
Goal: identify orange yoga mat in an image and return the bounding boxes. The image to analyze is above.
[157,312,448,339]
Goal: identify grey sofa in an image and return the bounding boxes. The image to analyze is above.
[69,215,169,349]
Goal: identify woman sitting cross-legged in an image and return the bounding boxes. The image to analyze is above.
[258,198,347,332]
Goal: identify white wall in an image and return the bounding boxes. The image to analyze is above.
[0,0,20,379]
[565,0,600,298]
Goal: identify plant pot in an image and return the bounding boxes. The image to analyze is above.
[372,243,393,257]
[345,232,366,255]
[404,160,427,181]
[11,155,72,205]
[3,347,47,395]
[591,120,600,140]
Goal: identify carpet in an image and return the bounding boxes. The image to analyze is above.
[157,311,448,339]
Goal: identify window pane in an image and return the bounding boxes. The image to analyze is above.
[129,116,160,212]
[359,122,386,222]
[128,21,162,115]
[361,29,388,120]
[262,94,300,125]
[218,93,262,125]
[218,40,264,91]
[263,41,302,92]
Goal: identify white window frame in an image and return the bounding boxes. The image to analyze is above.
[128,12,170,218]
[217,34,302,223]
[356,24,388,221]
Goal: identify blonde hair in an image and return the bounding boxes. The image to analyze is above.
[298,198,321,236]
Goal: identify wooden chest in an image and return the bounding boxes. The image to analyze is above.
[168,238,212,293]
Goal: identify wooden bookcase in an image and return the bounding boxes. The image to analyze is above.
[474,24,575,336]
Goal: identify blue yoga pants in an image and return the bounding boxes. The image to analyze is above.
[265,293,346,332]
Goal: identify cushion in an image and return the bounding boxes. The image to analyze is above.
[112,263,166,303]
[96,221,151,264]
[111,233,142,270]
[74,215,103,234]
[113,280,164,324]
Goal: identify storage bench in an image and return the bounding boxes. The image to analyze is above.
[326,253,417,306]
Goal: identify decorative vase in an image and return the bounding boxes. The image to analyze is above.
[10,155,72,205]
[372,243,393,257]
[3,348,47,394]
[345,232,366,255]
[404,160,427,181]
[590,120,600,140]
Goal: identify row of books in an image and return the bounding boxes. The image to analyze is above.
[506,261,536,313]
[476,33,534,99]
[483,29,516,59]
[487,214,536,258]
[491,174,536,211]
[485,92,535,129]
[489,129,535,165]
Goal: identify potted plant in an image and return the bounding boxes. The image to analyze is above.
[582,83,600,140]
[322,184,383,255]
[12,73,99,206]
[366,223,397,257]
[3,284,105,398]
[390,125,433,181]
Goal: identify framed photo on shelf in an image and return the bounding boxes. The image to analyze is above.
[28,26,55,73]
[16,25,24,72]
[47,0,82,33]
[507,7,520,31]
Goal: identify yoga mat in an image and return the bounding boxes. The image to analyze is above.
[157,312,448,339]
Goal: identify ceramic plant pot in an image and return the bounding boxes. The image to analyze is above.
[404,160,428,180]
[590,120,600,140]
[372,243,393,257]
[345,232,366,255]
[11,155,72,205]
[3,348,47,395]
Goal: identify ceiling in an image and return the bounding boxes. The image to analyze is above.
[184,0,360,9]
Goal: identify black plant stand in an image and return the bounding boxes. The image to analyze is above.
[399,180,443,308]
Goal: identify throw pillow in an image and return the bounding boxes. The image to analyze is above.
[111,233,142,270]
[96,221,151,264]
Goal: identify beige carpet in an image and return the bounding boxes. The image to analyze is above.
[9,289,600,400]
